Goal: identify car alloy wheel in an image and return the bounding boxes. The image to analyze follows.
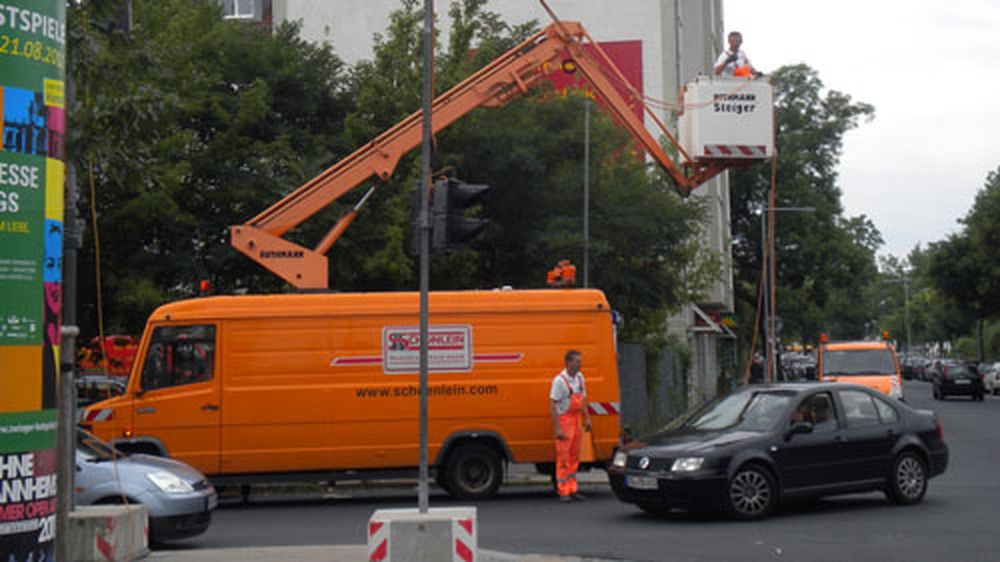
[727,465,775,519]
[887,452,927,505]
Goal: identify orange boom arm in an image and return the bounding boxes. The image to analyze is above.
[231,21,732,289]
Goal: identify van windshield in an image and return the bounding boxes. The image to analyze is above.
[823,349,896,376]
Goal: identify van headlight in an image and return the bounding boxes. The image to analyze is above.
[612,451,627,469]
[146,471,194,494]
[670,457,704,472]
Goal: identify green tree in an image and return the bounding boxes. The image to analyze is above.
[71,0,711,342]
[926,167,1000,360]
[729,64,878,347]
[324,0,712,337]
[70,0,353,333]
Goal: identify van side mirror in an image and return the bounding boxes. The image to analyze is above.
[135,388,146,398]
[785,421,813,441]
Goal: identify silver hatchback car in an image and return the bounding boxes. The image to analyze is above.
[76,429,217,543]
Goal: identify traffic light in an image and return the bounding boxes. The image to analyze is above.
[431,177,492,251]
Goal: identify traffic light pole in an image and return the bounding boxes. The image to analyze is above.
[417,0,433,515]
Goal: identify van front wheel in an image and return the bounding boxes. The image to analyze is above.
[444,443,503,500]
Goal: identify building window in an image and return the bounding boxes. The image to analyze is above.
[222,0,255,20]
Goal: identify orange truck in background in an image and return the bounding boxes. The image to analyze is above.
[817,338,905,401]
[81,289,621,498]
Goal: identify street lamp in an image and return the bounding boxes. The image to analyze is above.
[756,206,816,383]
[881,269,912,357]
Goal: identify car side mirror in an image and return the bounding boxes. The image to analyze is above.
[785,421,813,440]
[135,388,146,398]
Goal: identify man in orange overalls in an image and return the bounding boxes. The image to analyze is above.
[550,350,592,502]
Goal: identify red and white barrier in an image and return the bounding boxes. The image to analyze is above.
[368,507,477,562]
[368,520,391,562]
[452,516,476,562]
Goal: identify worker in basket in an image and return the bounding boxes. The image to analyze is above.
[714,31,763,79]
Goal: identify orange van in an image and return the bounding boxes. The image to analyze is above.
[817,339,904,401]
[80,289,621,499]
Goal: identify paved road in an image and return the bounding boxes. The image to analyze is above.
[158,381,1000,561]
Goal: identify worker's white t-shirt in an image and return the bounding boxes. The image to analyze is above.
[550,369,586,416]
[715,49,751,77]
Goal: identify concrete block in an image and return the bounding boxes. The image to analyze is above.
[68,504,149,561]
[368,506,476,562]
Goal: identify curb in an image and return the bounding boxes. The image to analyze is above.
[148,545,623,562]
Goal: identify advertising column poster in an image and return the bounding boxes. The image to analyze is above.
[0,0,67,559]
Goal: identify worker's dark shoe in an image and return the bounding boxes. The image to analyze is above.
[572,493,586,501]
[559,495,572,503]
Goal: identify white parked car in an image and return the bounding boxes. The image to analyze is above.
[982,362,1000,395]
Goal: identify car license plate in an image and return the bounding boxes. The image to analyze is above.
[626,475,658,490]
[955,379,971,385]
[207,493,218,511]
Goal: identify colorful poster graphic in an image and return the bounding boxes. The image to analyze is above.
[1,1,65,558]
[0,410,58,561]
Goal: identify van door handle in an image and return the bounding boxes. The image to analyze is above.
[201,404,219,412]
[136,407,156,414]
[834,435,847,443]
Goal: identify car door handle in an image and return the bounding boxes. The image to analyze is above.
[887,428,897,436]
[834,435,847,443]
[201,404,219,412]
[136,407,156,414]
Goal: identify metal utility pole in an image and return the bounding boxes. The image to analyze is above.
[760,206,816,383]
[759,210,770,383]
[903,268,912,356]
[417,0,433,515]
[582,99,591,288]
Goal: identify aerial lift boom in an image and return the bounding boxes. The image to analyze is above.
[231,21,740,289]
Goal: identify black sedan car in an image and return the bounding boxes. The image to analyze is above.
[930,360,985,401]
[609,383,948,520]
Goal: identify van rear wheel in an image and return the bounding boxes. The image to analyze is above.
[444,443,503,500]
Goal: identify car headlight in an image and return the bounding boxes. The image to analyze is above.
[612,451,627,469]
[670,457,704,472]
[146,471,195,494]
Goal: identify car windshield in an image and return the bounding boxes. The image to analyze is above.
[823,349,895,376]
[681,390,794,432]
[77,431,120,462]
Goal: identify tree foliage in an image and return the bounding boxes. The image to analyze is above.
[70,0,711,340]
[924,166,1000,360]
[729,64,878,345]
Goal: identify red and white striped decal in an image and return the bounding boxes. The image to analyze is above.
[83,408,114,423]
[587,402,621,416]
[96,516,114,561]
[471,353,523,363]
[703,144,767,158]
[331,353,523,367]
[453,517,476,562]
[368,519,390,562]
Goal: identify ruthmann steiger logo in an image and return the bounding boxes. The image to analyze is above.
[260,250,304,259]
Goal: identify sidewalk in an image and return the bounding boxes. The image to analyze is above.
[149,545,619,561]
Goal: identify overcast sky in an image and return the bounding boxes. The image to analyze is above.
[723,0,1000,260]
